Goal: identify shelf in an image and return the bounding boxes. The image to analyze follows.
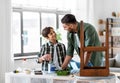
[109,47,120,49]
[107,18,120,58]
[109,22,120,25]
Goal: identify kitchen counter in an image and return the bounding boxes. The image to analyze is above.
[5,72,116,83]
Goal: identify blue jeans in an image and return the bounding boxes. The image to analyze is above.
[69,59,93,74]
[70,59,93,68]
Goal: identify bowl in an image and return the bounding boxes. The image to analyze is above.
[56,70,70,76]
[24,70,31,74]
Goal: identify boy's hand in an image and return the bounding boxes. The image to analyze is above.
[42,54,52,61]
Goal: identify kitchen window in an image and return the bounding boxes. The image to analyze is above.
[12,7,70,58]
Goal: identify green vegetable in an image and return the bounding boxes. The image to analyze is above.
[56,70,70,76]
[56,67,70,76]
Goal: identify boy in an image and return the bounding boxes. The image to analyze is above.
[38,27,66,71]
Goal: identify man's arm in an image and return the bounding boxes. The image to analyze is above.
[61,55,73,69]
[84,23,96,66]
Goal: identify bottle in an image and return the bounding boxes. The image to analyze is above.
[48,61,56,73]
[48,63,51,73]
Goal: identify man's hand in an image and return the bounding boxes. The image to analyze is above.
[61,56,72,69]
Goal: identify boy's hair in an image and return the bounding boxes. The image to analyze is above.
[42,27,53,37]
[61,14,77,24]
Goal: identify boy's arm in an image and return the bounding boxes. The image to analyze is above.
[37,45,45,63]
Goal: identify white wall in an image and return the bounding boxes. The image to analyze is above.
[0,0,13,83]
[103,0,120,18]
[93,0,104,30]
[93,0,120,29]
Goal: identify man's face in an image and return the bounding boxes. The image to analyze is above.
[62,23,75,32]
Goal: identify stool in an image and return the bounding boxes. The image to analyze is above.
[79,21,109,76]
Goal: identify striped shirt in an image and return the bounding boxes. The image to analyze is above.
[38,41,66,71]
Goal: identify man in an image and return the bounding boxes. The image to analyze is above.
[61,14,103,69]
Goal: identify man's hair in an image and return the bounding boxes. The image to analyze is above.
[61,14,77,24]
[42,27,53,37]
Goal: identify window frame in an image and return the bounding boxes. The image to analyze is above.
[12,7,70,58]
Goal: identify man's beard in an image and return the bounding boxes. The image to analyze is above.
[69,29,75,33]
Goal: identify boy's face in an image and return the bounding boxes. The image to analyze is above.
[47,29,56,41]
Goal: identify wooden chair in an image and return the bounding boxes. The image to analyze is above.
[79,20,109,76]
